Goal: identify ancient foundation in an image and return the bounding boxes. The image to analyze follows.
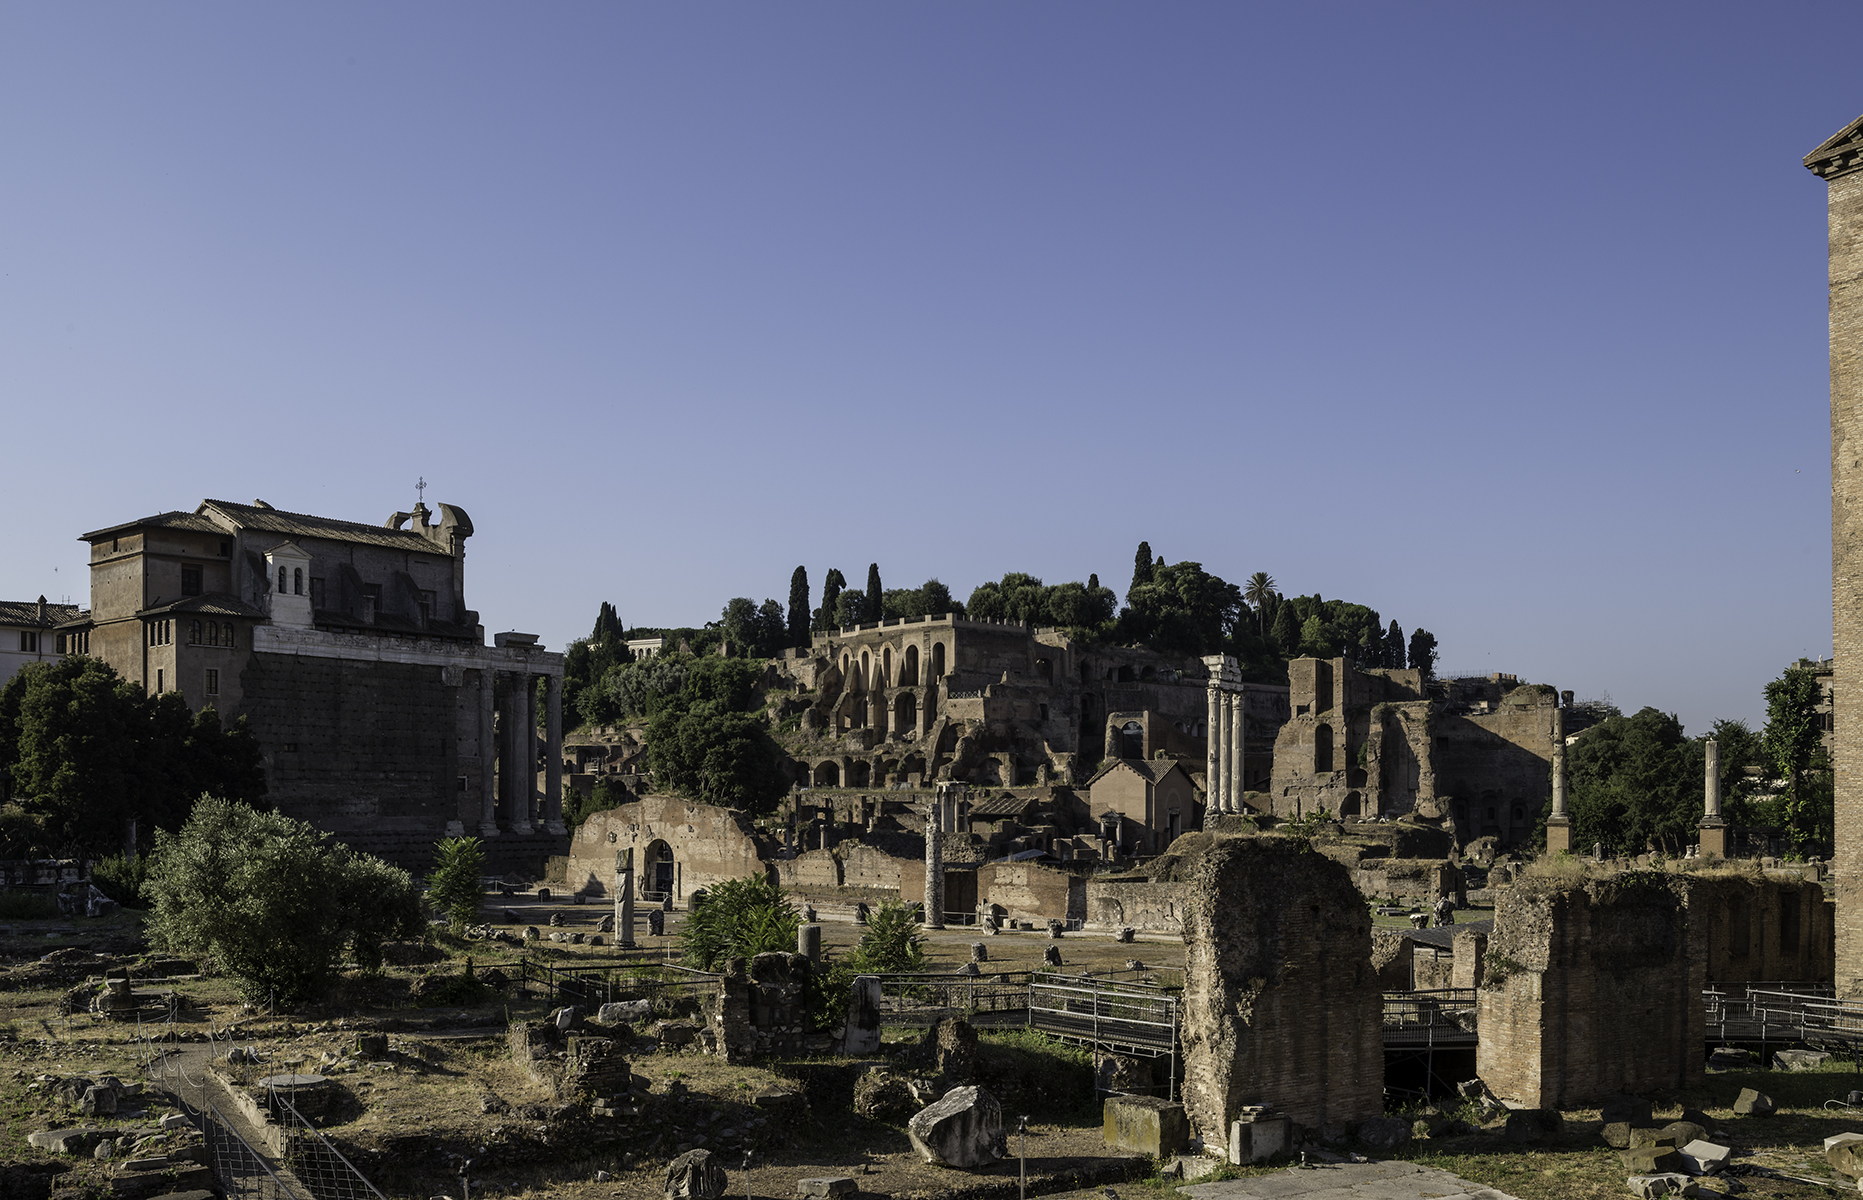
[1476,874,1705,1108]
[1179,837,1382,1140]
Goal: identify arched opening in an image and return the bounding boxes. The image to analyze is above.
[895,691,917,732]
[1314,725,1334,772]
[645,838,675,900]
[814,761,840,787]
[883,647,892,686]
[869,691,887,736]
[293,567,304,595]
[1121,720,1145,759]
[1035,657,1052,682]
[931,642,946,681]
[860,650,870,688]
[1140,666,1156,680]
[901,645,919,686]
[1118,666,1136,682]
[849,760,872,787]
[851,654,866,694]
[1340,791,1362,820]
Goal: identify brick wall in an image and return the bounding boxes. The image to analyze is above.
[1180,837,1383,1138]
[1475,875,1706,1108]
[1826,166,1863,997]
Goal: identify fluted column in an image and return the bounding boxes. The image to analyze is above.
[478,669,499,838]
[544,675,565,835]
[1219,692,1235,813]
[1205,685,1221,818]
[1229,688,1245,810]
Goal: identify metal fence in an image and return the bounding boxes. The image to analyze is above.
[875,971,1031,1027]
[1028,977,1180,1098]
[1702,983,1863,1054]
[514,956,722,1014]
[1382,988,1479,1047]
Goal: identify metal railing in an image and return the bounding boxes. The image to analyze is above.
[515,956,722,1013]
[874,970,1031,1027]
[1382,988,1479,1046]
[1702,983,1863,1052]
[1028,977,1179,1073]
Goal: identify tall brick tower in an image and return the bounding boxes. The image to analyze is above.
[1807,115,1863,996]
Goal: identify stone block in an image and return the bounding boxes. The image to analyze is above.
[1661,1121,1707,1149]
[1101,1095,1188,1158]
[1774,1048,1831,1071]
[907,1084,1005,1169]
[1629,1128,1676,1149]
[842,976,881,1055]
[1732,1088,1774,1116]
[597,1000,651,1024]
[1601,1122,1633,1149]
[1228,1111,1290,1164]
[1679,1139,1731,1174]
[1827,1132,1863,1178]
[27,1127,106,1155]
[1622,1147,1684,1174]
[663,1149,727,1200]
[80,1086,115,1117]
[159,1114,190,1132]
[1627,1175,1698,1199]
[795,1178,855,1197]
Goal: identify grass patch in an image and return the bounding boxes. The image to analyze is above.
[0,892,60,919]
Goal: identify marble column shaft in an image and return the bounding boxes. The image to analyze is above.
[1229,689,1245,809]
[1550,708,1567,819]
[478,669,499,836]
[1705,737,1722,819]
[1219,692,1235,813]
[1206,686,1221,814]
[545,675,565,834]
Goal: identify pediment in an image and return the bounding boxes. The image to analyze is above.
[1805,113,1863,180]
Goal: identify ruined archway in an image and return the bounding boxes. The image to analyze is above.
[1121,720,1144,760]
[931,642,946,681]
[1340,791,1362,820]
[849,760,872,788]
[1315,724,1334,773]
[814,761,840,787]
[882,646,892,687]
[901,645,920,686]
[895,691,917,732]
[645,838,675,900]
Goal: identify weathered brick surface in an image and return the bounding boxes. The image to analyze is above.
[1180,838,1382,1139]
[1825,164,1863,997]
[1694,875,1834,983]
[1476,875,1706,1108]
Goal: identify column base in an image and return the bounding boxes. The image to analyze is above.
[1545,816,1573,855]
[543,821,568,836]
[478,822,503,839]
[508,821,536,836]
[1700,820,1730,860]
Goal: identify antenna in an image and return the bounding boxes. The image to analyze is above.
[416,476,428,506]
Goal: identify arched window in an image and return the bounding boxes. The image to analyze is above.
[277,567,287,593]
[1121,720,1145,759]
[223,623,235,647]
[294,568,303,595]
[188,620,201,644]
[931,642,946,680]
[206,621,218,646]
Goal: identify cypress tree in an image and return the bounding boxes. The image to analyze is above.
[818,569,846,632]
[865,563,882,620]
[1385,620,1405,670]
[1270,604,1300,655]
[787,567,810,648]
[1129,542,1153,601]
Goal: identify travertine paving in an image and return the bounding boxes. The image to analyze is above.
[1180,1159,1523,1200]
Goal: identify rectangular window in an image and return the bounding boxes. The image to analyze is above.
[218,539,231,557]
[155,669,164,694]
[309,577,325,608]
[205,669,219,696]
[283,742,299,753]
[419,590,436,622]
[181,565,203,596]
[55,633,65,654]
[18,631,37,653]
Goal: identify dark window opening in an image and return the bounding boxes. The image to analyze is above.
[218,540,231,557]
[181,565,203,596]
[1782,900,1802,953]
[419,589,436,622]
[1314,724,1334,772]
[205,669,219,696]
[293,568,303,595]
[309,577,325,609]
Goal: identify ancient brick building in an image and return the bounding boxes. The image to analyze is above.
[1807,113,1863,996]
[67,497,565,871]
[1267,657,1561,847]
[771,615,1288,795]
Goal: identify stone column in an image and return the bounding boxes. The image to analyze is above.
[509,672,533,834]
[615,850,636,949]
[544,675,565,835]
[1700,735,1730,859]
[478,669,500,838]
[1229,687,1246,811]
[1219,692,1235,814]
[1545,706,1572,854]
[1205,684,1221,820]
[925,807,945,930]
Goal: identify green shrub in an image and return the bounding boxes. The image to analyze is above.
[143,796,424,1002]
[848,899,926,973]
[426,836,486,930]
[677,875,800,971]
[91,852,151,908]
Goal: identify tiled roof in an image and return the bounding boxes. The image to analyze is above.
[0,600,83,627]
[1085,758,1189,787]
[1404,918,1493,949]
[969,794,1037,818]
[79,510,226,541]
[143,593,269,620]
[200,500,447,552]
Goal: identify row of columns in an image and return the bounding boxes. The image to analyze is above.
[475,667,564,837]
[1204,658,1247,816]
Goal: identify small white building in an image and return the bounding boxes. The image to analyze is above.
[626,636,666,660]
[0,597,84,687]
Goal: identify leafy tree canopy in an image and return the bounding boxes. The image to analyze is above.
[0,657,265,857]
[144,796,422,1001]
[1760,666,1834,847]
[1567,707,1705,856]
[427,836,487,929]
[677,875,800,970]
[646,657,787,814]
[966,573,1116,633]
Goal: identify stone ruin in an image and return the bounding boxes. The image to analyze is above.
[1179,837,1382,1141]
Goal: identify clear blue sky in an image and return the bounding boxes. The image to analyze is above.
[2,4,1852,733]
